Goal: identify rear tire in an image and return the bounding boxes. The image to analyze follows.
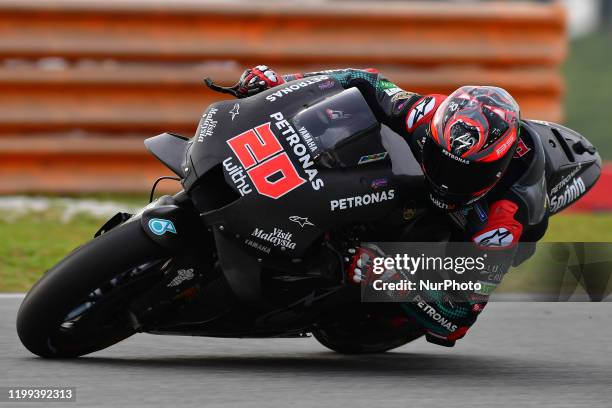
[16,220,169,358]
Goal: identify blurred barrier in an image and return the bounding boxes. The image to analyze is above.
[0,0,567,192]
[568,163,612,213]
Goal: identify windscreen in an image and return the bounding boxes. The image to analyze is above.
[291,87,379,158]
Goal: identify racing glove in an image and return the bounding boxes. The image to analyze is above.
[345,244,385,284]
[345,245,411,298]
[236,65,285,98]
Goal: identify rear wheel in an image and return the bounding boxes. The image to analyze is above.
[16,220,170,358]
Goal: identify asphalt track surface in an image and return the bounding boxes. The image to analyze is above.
[1,297,611,408]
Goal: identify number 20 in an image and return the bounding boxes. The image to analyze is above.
[226,123,305,199]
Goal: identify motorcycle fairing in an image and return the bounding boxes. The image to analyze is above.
[181,78,425,303]
[188,79,410,260]
[213,229,262,305]
[526,120,601,215]
[509,121,548,225]
[141,203,202,250]
[380,125,424,181]
[200,164,404,259]
[184,75,345,191]
[144,133,191,178]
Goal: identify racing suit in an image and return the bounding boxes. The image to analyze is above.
[238,66,550,346]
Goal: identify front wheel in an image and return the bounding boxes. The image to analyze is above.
[16,220,170,358]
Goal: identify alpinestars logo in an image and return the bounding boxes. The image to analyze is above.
[289,216,314,228]
[407,97,436,131]
[473,228,514,247]
[229,103,240,121]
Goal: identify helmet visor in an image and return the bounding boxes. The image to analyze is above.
[422,137,513,198]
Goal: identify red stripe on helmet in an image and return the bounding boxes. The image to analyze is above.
[477,128,517,163]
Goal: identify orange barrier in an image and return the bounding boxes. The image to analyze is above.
[0,0,567,193]
[568,164,612,213]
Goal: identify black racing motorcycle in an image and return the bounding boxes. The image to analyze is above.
[17,75,601,357]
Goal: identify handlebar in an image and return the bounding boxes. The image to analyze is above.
[204,77,241,98]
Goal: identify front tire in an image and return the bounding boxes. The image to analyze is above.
[16,220,169,358]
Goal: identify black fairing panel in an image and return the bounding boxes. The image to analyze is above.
[200,164,406,259]
[213,229,262,305]
[510,121,547,225]
[184,75,344,191]
[524,119,601,215]
[144,133,190,177]
[179,77,427,304]
[140,205,196,250]
[184,77,420,261]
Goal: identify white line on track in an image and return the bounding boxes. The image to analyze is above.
[0,293,25,299]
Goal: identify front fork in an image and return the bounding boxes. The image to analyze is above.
[96,192,218,331]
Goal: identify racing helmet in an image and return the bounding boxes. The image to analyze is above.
[422,86,520,210]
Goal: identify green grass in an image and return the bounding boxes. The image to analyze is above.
[564,31,612,159]
[544,213,612,242]
[12,193,149,208]
[0,195,148,292]
[1,212,103,292]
